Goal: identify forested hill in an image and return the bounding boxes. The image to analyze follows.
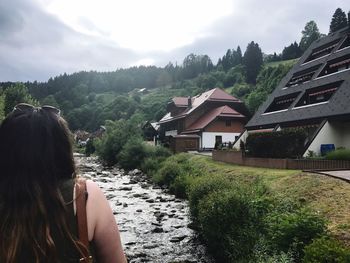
[0,55,296,131]
[1,9,349,131]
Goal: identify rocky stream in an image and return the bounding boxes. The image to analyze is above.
[75,155,214,263]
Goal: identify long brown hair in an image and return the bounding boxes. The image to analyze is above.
[0,106,82,262]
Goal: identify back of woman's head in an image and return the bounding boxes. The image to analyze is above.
[0,105,75,191]
[0,105,77,263]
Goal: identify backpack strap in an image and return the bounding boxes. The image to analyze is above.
[75,178,92,262]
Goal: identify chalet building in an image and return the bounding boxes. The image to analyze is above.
[142,121,160,142]
[159,88,249,151]
[235,27,350,156]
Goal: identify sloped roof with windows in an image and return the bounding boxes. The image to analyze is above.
[246,27,350,130]
[159,88,244,123]
[184,105,245,133]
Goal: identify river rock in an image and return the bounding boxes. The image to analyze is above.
[170,235,188,243]
[152,227,164,233]
[119,186,132,191]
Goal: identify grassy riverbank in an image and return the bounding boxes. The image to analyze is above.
[189,155,350,242]
[147,153,350,262]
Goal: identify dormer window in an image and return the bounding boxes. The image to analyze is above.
[286,65,321,87]
[294,81,342,108]
[264,92,301,113]
[318,54,350,77]
[304,38,340,63]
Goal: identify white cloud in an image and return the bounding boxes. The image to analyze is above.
[42,0,233,52]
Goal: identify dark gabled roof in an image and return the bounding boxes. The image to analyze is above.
[185,105,245,132]
[246,28,350,130]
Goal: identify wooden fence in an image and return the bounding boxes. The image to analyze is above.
[212,150,350,170]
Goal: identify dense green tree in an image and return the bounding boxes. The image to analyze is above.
[182,53,213,79]
[217,47,243,71]
[300,21,321,51]
[0,94,5,121]
[224,65,245,87]
[243,41,263,84]
[265,52,282,62]
[329,8,348,33]
[245,63,294,112]
[3,83,38,115]
[282,42,303,59]
[236,46,242,64]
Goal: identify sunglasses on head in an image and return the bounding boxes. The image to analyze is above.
[13,103,61,116]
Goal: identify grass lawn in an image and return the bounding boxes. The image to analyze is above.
[265,58,299,68]
[190,155,350,246]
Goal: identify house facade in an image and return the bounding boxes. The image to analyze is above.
[159,88,249,150]
[235,27,350,156]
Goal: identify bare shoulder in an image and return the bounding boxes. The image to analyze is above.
[85,179,127,263]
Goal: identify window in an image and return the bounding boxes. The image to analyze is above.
[264,92,301,113]
[294,81,342,108]
[225,120,231,127]
[304,38,340,63]
[286,65,321,87]
[215,136,222,144]
[318,54,350,77]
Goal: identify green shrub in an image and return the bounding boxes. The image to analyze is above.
[140,145,172,176]
[197,186,270,262]
[325,149,350,160]
[169,174,195,198]
[253,238,295,263]
[152,161,184,186]
[188,174,233,222]
[140,157,162,176]
[266,208,327,261]
[303,236,350,262]
[95,120,141,165]
[118,136,147,170]
[152,153,199,184]
[246,129,307,158]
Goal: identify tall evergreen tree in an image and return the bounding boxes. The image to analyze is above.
[236,46,242,63]
[299,21,321,51]
[329,8,347,33]
[243,41,263,84]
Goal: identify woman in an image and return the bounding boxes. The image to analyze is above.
[0,103,127,263]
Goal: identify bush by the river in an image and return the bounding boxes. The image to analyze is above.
[265,208,326,261]
[303,236,350,262]
[95,119,141,165]
[152,153,200,198]
[196,184,270,262]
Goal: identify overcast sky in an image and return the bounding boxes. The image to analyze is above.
[0,0,348,82]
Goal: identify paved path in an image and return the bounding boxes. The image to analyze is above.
[187,151,212,157]
[313,170,350,182]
